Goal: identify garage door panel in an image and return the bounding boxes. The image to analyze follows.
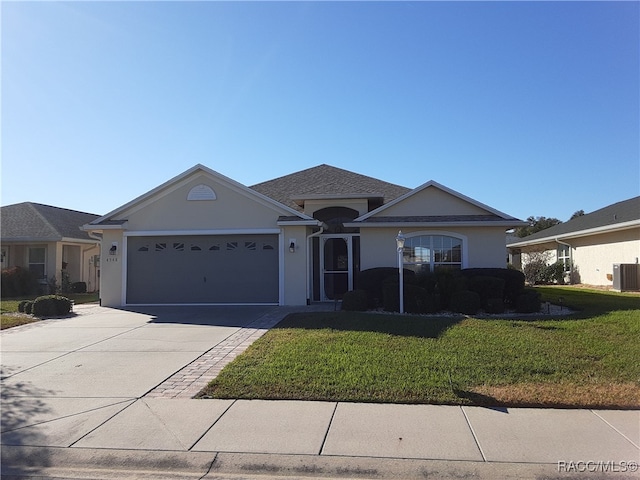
[126,235,279,304]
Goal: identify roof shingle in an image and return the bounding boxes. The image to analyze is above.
[1,202,100,242]
[250,164,410,212]
[508,196,640,245]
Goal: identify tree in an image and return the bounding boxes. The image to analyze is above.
[570,210,585,220]
[514,216,562,238]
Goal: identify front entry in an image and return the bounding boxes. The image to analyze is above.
[320,235,359,301]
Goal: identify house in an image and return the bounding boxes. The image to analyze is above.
[507,196,640,290]
[1,203,101,292]
[82,164,526,307]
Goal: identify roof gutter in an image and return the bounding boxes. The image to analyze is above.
[508,219,640,248]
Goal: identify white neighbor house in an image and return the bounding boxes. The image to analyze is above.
[83,164,526,307]
[508,196,640,290]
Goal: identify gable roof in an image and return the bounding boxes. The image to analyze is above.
[87,164,313,228]
[250,164,410,212]
[508,196,640,247]
[350,180,526,227]
[1,202,100,242]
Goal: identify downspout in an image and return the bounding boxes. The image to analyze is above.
[306,225,325,304]
[555,238,573,284]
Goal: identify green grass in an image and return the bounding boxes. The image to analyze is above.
[198,287,640,408]
[1,292,99,329]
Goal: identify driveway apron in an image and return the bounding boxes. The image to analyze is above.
[1,305,278,448]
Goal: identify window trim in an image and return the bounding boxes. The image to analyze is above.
[557,244,571,273]
[28,246,47,280]
[401,231,468,272]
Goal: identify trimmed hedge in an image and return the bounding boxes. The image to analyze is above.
[382,283,440,314]
[341,289,369,311]
[18,300,34,314]
[466,275,505,310]
[32,295,72,318]
[515,290,542,313]
[357,267,416,308]
[450,290,481,315]
[460,268,525,305]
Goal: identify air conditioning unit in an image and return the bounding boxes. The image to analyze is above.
[612,264,640,292]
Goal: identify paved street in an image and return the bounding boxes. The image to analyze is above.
[1,305,638,479]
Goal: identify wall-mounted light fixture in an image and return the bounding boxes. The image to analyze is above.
[289,239,297,253]
[109,242,118,256]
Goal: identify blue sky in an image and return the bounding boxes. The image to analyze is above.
[2,1,638,222]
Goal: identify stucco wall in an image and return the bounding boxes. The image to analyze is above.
[379,187,490,217]
[100,230,125,306]
[119,176,285,231]
[359,227,508,271]
[518,228,640,286]
[281,225,309,305]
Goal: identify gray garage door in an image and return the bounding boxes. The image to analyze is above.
[126,235,279,304]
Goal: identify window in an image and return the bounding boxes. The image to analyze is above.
[29,247,46,279]
[558,244,571,273]
[403,235,462,274]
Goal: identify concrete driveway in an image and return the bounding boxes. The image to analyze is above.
[1,304,280,446]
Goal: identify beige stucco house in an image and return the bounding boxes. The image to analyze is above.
[83,164,526,307]
[507,196,640,290]
[1,203,101,292]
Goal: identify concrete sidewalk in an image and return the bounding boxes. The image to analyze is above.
[1,305,638,479]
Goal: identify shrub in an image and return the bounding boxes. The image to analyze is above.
[32,295,72,318]
[341,290,369,311]
[434,270,466,310]
[515,290,542,313]
[460,268,524,305]
[71,281,87,293]
[18,300,32,313]
[466,275,505,309]
[544,262,566,285]
[450,290,481,315]
[382,283,438,314]
[357,267,416,308]
[485,298,505,314]
[415,272,438,294]
[24,301,34,315]
[1,267,38,298]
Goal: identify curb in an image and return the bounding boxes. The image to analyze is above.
[2,446,622,480]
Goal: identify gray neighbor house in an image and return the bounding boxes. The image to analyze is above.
[1,202,101,292]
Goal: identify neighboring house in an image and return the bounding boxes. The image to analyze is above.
[1,203,101,292]
[83,164,526,307]
[507,196,640,290]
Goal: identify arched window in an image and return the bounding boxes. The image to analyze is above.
[403,234,463,274]
[313,207,359,233]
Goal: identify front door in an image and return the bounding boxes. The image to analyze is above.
[320,235,359,301]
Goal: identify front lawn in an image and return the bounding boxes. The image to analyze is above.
[198,287,640,408]
[1,292,99,329]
